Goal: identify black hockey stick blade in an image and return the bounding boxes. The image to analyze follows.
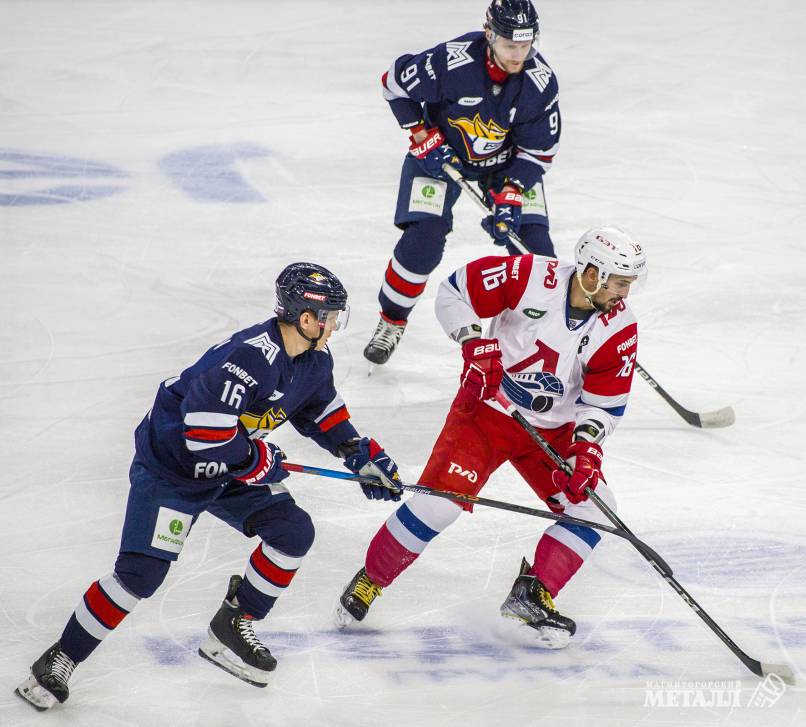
[636,362,735,428]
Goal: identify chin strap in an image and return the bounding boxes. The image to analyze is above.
[294,320,324,350]
[576,271,602,307]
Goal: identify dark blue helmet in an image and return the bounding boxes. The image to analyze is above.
[485,0,540,42]
[275,262,348,328]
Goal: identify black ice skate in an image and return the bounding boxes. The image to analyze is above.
[363,315,406,367]
[15,642,76,711]
[334,567,383,629]
[499,559,576,649]
[198,575,277,687]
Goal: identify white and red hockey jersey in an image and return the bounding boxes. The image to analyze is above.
[436,254,639,436]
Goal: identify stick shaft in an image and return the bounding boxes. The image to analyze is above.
[281,462,663,554]
[492,391,773,678]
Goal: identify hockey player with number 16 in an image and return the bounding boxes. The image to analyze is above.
[16,263,403,711]
[340,227,647,647]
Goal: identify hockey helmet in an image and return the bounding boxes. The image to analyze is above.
[485,0,540,43]
[275,262,349,333]
[575,226,647,290]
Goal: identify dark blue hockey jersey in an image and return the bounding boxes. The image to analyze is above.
[134,318,357,487]
[382,31,560,191]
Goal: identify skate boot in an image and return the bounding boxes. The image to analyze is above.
[499,559,576,649]
[198,575,277,687]
[334,567,382,629]
[15,642,76,711]
[363,315,406,366]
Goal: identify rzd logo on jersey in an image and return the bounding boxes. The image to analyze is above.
[448,462,478,483]
[448,114,509,161]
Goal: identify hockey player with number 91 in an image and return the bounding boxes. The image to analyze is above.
[364,0,561,367]
[338,227,646,647]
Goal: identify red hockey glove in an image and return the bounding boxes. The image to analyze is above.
[409,127,462,180]
[461,338,504,400]
[551,440,603,503]
[232,439,288,486]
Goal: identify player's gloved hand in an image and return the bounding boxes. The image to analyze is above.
[409,126,462,180]
[232,439,289,486]
[461,338,504,400]
[482,184,523,243]
[551,441,603,503]
[342,437,403,501]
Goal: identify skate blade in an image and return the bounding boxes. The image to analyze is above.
[15,674,57,711]
[367,362,375,377]
[499,611,572,650]
[198,634,272,688]
[333,600,359,630]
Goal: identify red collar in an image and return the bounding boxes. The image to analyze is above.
[485,51,509,83]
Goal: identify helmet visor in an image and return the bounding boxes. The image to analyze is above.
[317,305,350,332]
[601,273,647,297]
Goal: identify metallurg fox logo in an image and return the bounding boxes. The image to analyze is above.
[448,113,509,160]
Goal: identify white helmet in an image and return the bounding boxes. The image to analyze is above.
[575,225,647,292]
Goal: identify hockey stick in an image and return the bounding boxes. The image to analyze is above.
[281,461,670,566]
[493,389,795,683]
[635,362,735,429]
[443,163,736,430]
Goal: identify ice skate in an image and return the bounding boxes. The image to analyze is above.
[334,567,383,629]
[363,315,406,369]
[15,642,76,711]
[499,559,576,649]
[198,575,277,687]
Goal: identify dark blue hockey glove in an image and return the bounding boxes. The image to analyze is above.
[342,437,403,501]
[409,127,462,181]
[232,439,288,486]
[481,185,523,243]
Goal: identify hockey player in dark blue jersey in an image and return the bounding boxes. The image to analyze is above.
[16,263,403,710]
[364,0,561,366]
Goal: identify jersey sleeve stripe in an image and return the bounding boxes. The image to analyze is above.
[183,412,238,428]
[184,426,238,443]
[579,390,630,409]
[382,64,410,100]
[318,406,350,432]
[314,394,347,423]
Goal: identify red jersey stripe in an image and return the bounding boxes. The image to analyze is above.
[184,427,237,442]
[319,407,350,432]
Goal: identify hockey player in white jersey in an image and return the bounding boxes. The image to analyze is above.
[338,227,646,647]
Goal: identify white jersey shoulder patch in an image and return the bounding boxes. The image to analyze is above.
[526,60,553,92]
[244,332,280,365]
[446,41,474,71]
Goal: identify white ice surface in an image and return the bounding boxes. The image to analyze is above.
[1,1,805,725]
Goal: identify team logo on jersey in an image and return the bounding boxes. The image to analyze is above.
[445,41,473,71]
[447,114,509,161]
[526,61,553,92]
[240,406,287,435]
[448,462,478,483]
[501,372,564,413]
[522,308,546,319]
[244,332,279,364]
